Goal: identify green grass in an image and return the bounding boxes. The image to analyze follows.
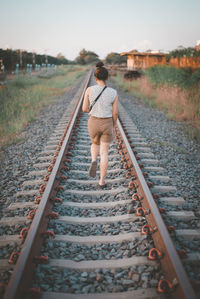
[0,65,89,149]
[146,65,200,88]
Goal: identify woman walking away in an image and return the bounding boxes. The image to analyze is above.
[82,61,118,188]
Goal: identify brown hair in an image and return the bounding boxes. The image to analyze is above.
[94,61,108,81]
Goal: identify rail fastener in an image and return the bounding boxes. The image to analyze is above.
[148,247,163,260]
[132,193,142,201]
[8,252,20,264]
[27,210,36,219]
[167,225,175,233]
[41,231,55,238]
[39,184,46,193]
[33,256,48,264]
[136,207,150,216]
[44,174,50,182]
[19,227,29,239]
[128,181,138,189]
[34,196,42,204]
[48,212,59,219]
[177,249,187,258]
[157,278,176,294]
[141,224,157,235]
[51,197,62,204]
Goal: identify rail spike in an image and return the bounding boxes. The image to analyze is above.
[33,256,49,264]
[27,210,36,219]
[8,251,20,264]
[132,193,142,201]
[34,196,41,204]
[148,248,163,260]
[141,224,154,235]
[42,230,55,238]
[136,207,150,216]
[51,197,63,204]
[19,227,29,239]
[157,278,178,294]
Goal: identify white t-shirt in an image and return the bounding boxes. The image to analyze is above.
[89,85,117,118]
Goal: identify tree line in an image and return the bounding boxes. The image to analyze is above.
[75,49,126,65]
[166,47,200,62]
[0,49,70,71]
[0,48,126,71]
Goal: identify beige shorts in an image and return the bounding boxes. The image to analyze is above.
[88,116,113,145]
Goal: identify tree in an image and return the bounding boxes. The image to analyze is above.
[56,53,68,65]
[105,52,126,64]
[75,49,99,65]
[166,47,200,62]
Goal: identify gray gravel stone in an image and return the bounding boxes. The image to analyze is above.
[32,266,163,293]
[131,273,140,282]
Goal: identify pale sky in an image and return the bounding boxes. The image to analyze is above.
[0,0,200,60]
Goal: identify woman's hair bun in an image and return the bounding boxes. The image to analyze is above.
[96,61,104,68]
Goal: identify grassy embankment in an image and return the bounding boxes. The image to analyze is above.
[0,65,89,150]
[111,66,200,142]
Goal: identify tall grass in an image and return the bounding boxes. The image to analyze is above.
[0,65,89,149]
[146,65,200,88]
[111,69,200,142]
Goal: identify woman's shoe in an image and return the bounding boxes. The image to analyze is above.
[89,161,97,177]
[98,183,107,189]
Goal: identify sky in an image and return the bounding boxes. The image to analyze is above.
[0,0,200,60]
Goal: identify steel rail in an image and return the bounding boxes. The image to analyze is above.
[3,69,93,299]
[116,119,196,299]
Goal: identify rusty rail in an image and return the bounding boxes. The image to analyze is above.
[115,119,196,299]
[3,69,92,299]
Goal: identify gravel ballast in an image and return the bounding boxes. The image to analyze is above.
[1,75,199,217]
[0,74,87,217]
[32,264,163,293]
[112,83,200,212]
[0,72,200,296]
[41,237,154,260]
[48,219,146,236]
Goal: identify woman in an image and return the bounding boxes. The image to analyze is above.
[82,61,118,188]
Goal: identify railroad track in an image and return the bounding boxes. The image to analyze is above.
[0,69,199,299]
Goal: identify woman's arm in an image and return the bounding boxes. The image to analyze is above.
[82,87,90,113]
[112,95,118,126]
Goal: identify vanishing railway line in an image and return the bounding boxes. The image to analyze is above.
[0,69,199,299]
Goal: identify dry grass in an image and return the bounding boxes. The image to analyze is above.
[0,65,89,149]
[112,72,200,142]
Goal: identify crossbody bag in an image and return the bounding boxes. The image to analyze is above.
[89,86,107,112]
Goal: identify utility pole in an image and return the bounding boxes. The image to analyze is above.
[32,50,36,66]
[20,49,23,69]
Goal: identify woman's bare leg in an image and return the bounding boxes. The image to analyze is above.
[99,142,110,185]
[91,143,100,162]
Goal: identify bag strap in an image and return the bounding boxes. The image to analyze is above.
[89,86,107,112]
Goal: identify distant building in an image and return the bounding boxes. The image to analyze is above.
[120,49,166,70]
[121,42,200,70]
[195,40,200,51]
